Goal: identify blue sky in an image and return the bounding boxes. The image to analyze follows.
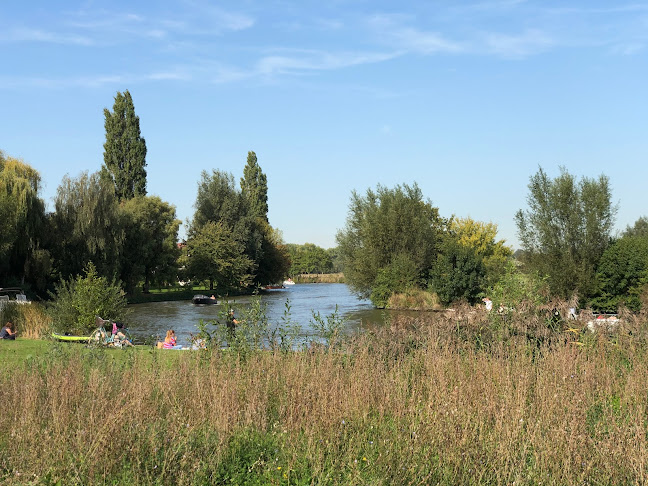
[1,0,647,249]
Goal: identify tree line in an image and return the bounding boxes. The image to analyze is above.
[337,171,648,312]
[0,90,290,298]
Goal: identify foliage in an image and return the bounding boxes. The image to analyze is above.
[488,260,551,311]
[515,166,616,299]
[101,90,147,200]
[197,297,301,354]
[370,253,422,308]
[310,305,348,347]
[286,242,334,275]
[240,151,269,222]
[184,221,254,292]
[590,236,648,312]
[120,196,181,293]
[49,171,124,280]
[191,170,244,232]
[430,237,486,305]
[0,151,47,286]
[189,165,289,288]
[623,216,648,238]
[47,262,127,334]
[449,217,512,287]
[336,183,445,303]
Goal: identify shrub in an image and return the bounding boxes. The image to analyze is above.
[47,262,128,334]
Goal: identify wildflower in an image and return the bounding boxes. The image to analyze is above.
[277,466,281,470]
[362,457,367,462]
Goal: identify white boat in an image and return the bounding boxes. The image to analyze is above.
[282,278,295,286]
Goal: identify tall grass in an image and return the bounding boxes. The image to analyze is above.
[2,309,648,484]
[0,302,50,339]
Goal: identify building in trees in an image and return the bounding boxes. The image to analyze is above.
[102,90,147,200]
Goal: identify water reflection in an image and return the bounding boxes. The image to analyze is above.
[127,283,387,346]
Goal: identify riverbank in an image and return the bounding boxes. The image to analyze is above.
[2,311,648,485]
[293,273,345,284]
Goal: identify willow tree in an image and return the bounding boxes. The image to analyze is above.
[0,151,47,285]
[50,171,124,280]
[515,166,616,299]
[102,90,147,200]
[336,183,445,306]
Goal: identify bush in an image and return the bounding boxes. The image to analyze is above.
[47,262,128,334]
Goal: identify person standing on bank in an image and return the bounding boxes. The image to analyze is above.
[226,309,238,343]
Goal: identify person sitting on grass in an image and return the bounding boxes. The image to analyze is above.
[162,329,178,349]
[0,321,16,340]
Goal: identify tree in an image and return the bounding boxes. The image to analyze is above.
[336,183,445,305]
[183,221,254,293]
[240,151,268,222]
[120,196,181,294]
[286,243,334,275]
[623,216,648,238]
[449,217,512,287]
[191,170,245,232]
[515,167,616,299]
[50,172,124,280]
[590,236,648,312]
[0,151,47,286]
[430,237,486,306]
[102,90,147,200]
[48,262,127,335]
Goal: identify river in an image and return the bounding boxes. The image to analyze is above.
[127,283,389,346]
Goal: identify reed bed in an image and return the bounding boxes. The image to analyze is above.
[2,310,648,485]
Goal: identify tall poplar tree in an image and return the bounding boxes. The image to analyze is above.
[102,90,147,200]
[240,151,268,222]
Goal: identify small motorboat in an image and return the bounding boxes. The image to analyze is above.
[282,278,295,286]
[192,294,218,305]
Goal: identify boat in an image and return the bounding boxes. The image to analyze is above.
[192,294,218,305]
[282,278,295,286]
[262,284,285,290]
[52,332,91,342]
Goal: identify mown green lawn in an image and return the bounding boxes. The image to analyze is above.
[0,338,186,369]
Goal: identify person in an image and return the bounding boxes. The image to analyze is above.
[0,321,16,340]
[111,321,132,347]
[482,297,493,312]
[162,329,177,349]
[226,309,238,342]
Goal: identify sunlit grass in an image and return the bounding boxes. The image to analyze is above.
[2,310,648,484]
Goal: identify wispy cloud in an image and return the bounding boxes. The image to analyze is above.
[1,27,94,46]
[482,29,554,58]
[255,49,400,76]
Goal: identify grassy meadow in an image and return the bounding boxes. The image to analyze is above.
[2,307,648,485]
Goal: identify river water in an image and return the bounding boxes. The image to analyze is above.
[127,283,389,346]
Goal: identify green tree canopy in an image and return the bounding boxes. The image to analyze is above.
[286,243,334,275]
[240,151,268,222]
[120,196,181,294]
[0,151,47,285]
[102,90,147,200]
[50,171,124,280]
[183,221,254,293]
[430,237,486,306]
[515,166,616,300]
[449,217,512,287]
[191,170,245,232]
[623,216,648,238]
[590,236,648,312]
[336,183,445,304]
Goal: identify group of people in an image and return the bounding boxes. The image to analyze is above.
[1,321,16,340]
[156,309,238,350]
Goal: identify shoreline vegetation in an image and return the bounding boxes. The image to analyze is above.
[2,306,648,484]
